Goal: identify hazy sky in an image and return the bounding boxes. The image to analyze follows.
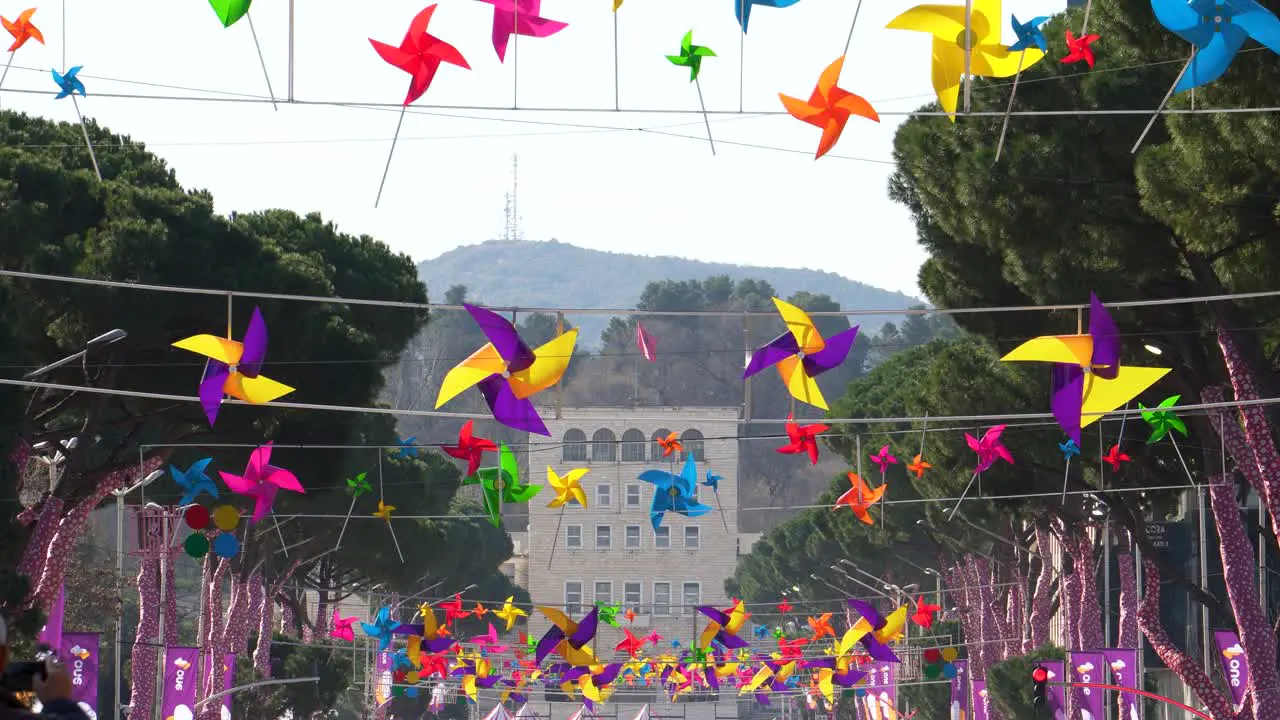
[5,0,1063,298]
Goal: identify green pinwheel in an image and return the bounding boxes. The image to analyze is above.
[690,645,710,663]
[346,471,372,499]
[1140,395,1188,443]
[597,602,622,627]
[208,0,252,27]
[665,31,716,82]
[461,443,542,527]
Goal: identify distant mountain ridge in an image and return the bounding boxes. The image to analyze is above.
[417,239,923,347]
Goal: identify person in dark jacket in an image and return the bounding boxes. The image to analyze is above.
[0,616,90,720]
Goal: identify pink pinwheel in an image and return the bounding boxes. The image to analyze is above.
[966,425,1014,473]
[869,445,897,474]
[218,442,305,522]
[636,321,657,362]
[471,623,509,652]
[476,0,568,62]
[331,609,358,642]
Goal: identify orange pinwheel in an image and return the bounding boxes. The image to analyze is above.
[807,613,835,640]
[2,8,43,52]
[624,608,636,623]
[656,432,683,457]
[472,601,487,617]
[779,56,879,159]
[907,454,932,478]
[834,472,886,525]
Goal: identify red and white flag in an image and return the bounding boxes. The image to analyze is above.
[636,322,657,362]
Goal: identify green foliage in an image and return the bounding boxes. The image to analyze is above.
[986,645,1066,720]
[233,633,353,719]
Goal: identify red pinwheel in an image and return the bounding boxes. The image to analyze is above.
[911,598,942,629]
[443,420,498,475]
[615,629,645,658]
[1062,31,1099,68]
[778,598,794,614]
[1103,444,1131,471]
[776,414,829,465]
[777,637,809,660]
[440,594,469,624]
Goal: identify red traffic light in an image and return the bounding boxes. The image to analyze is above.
[1031,667,1049,683]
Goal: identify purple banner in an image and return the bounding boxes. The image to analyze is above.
[1213,630,1249,708]
[971,679,987,720]
[160,646,199,720]
[1101,649,1140,720]
[1040,660,1067,720]
[862,661,896,720]
[222,653,235,720]
[950,659,968,720]
[374,650,393,707]
[59,632,99,718]
[38,586,65,650]
[1070,652,1107,720]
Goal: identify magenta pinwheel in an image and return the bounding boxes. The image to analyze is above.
[435,303,579,435]
[743,297,859,410]
[476,0,568,62]
[218,442,305,522]
[172,307,294,427]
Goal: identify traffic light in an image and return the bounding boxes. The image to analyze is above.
[1032,665,1049,708]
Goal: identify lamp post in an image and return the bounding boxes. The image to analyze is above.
[829,565,894,600]
[924,568,944,607]
[24,329,127,379]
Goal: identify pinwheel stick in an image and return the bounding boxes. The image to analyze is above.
[375,106,409,208]
[712,487,729,533]
[694,77,716,156]
[68,95,101,181]
[385,514,405,564]
[1131,50,1194,154]
[546,504,567,570]
[378,453,405,563]
[333,493,360,552]
[1166,435,1199,487]
[1061,455,1072,503]
[993,51,1028,163]
[271,511,289,556]
[918,412,929,457]
[947,471,980,521]
[0,52,15,108]
[246,13,279,111]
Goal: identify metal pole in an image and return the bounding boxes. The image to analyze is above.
[1103,523,1112,645]
[154,512,168,720]
[287,0,294,102]
[1199,485,1210,671]
[113,492,124,720]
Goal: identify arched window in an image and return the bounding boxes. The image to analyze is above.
[681,429,706,462]
[591,429,617,462]
[650,429,673,462]
[621,429,646,462]
[563,428,587,462]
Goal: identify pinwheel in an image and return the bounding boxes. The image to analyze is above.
[470,623,508,652]
[452,656,501,702]
[476,0,568,62]
[812,622,871,702]
[1154,0,1280,95]
[597,603,623,627]
[206,0,278,109]
[443,420,497,474]
[333,471,372,553]
[331,610,359,642]
[806,613,835,640]
[869,446,897,475]
[362,607,400,651]
[1063,30,1100,67]
[736,0,804,32]
[911,598,941,628]
[845,599,907,662]
[1001,293,1170,442]
[779,56,878,159]
[218,442,304,523]
[834,472,885,525]
[655,432,683,458]
[645,631,663,646]
[948,425,1013,518]
[995,14,1051,161]
[887,0,1043,120]
[701,468,730,531]
[48,65,101,180]
[372,498,405,563]
[369,4,470,207]
[624,608,636,623]
[462,443,542,527]
[636,322,657,361]
[1058,437,1081,502]
[1142,394,1197,485]
[545,465,589,567]
[172,307,295,427]
[439,595,469,624]
[171,458,217,506]
[776,414,828,464]
[906,454,932,478]
[697,599,751,649]
[436,303,579,435]
[666,31,717,154]
[493,596,527,631]
[639,455,714,530]
[0,8,42,103]
[1103,444,1131,472]
[394,603,455,653]
[753,625,770,639]
[616,629,646,658]
[744,298,860,411]
[534,606,598,665]
[777,598,793,614]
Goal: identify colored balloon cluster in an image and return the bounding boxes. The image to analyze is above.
[182,504,242,559]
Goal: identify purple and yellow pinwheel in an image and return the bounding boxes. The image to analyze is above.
[845,599,907,663]
[696,599,751,649]
[744,297,859,411]
[172,307,295,427]
[435,303,579,435]
[534,606,598,665]
[638,456,714,531]
[1152,0,1280,93]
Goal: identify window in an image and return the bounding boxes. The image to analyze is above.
[682,582,701,612]
[625,582,642,607]
[566,525,582,549]
[595,525,612,549]
[562,429,587,462]
[591,429,617,462]
[621,429,646,462]
[595,581,612,605]
[626,484,642,508]
[650,429,673,461]
[684,526,700,549]
[653,582,671,616]
[625,525,641,549]
[565,582,582,616]
[680,429,706,462]
[655,526,670,549]
[596,484,612,507]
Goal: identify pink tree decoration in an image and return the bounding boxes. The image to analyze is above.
[1117,530,1139,650]
[129,557,159,720]
[1028,524,1055,649]
[17,496,64,579]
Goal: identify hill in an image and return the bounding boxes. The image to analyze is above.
[417,239,923,346]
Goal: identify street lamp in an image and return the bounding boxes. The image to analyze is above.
[24,329,128,379]
[830,565,893,600]
[923,568,944,606]
[809,573,856,599]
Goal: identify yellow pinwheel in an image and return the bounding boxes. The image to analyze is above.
[547,467,589,508]
[493,595,527,631]
[613,0,623,9]
[436,303,578,436]
[743,298,860,410]
[372,499,396,521]
[887,0,1043,121]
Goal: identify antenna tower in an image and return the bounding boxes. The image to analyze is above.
[501,154,524,242]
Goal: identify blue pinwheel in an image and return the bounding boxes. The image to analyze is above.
[51,66,85,98]
[1152,0,1280,92]
[735,0,804,32]
[638,456,713,531]
[702,468,730,532]
[753,624,769,639]
[1059,438,1081,461]
[1009,15,1050,51]
[395,436,418,458]
[171,458,217,506]
[361,607,398,651]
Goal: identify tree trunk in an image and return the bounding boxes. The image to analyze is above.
[129,557,160,720]
[253,589,274,679]
[1203,385,1277,534]
[164,550,178,645]
[17,496,64,580]
[1117,548,1138,650]
[1029,524,1055,649]
[1071,530,1105,651]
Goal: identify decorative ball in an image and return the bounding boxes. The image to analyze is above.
[212,533,240,558]
[184,533,210,558]
[923,664,941,679]
[923,648,942,664]
[943,663,958,679]
[854,688,867,697]
[184,505,210,530]
[212,505,240,531]
[941,647,959,662]
[405,671,420,684]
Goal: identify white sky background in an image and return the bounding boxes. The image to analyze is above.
[4,0,1065,298]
